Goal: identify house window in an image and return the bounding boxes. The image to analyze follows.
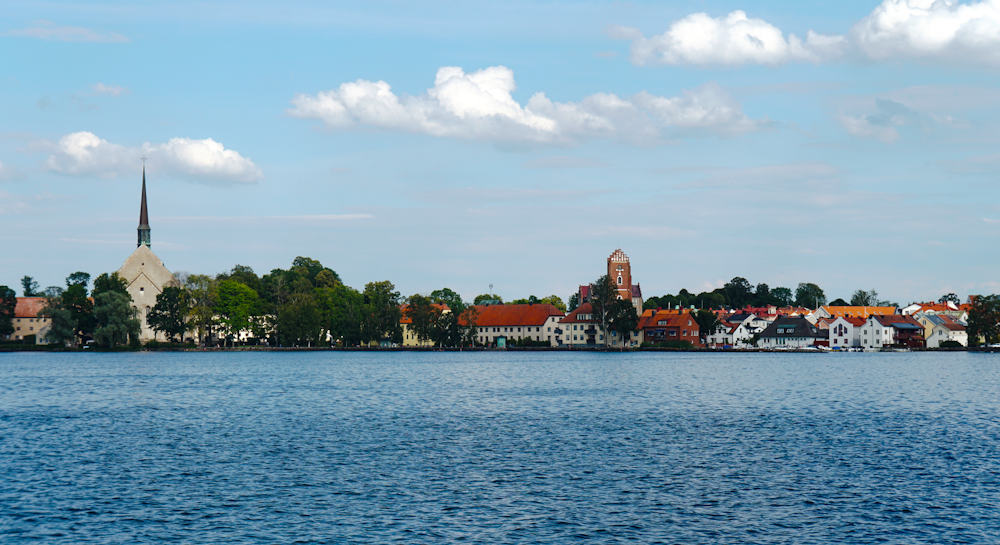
[669,331,676,336]
[617,276,622,285]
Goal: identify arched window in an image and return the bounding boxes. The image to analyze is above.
[617,276,622,285]
[145,306,151,325]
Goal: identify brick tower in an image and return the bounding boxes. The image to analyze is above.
[608,249,631,301]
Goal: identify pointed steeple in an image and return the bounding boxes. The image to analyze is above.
[137,165,151,247]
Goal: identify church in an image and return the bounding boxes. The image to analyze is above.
[117,166,181,341]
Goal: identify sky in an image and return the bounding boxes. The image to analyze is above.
[2,0,1000,305]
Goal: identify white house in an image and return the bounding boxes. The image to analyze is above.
[758,316,826,349]
[927,322,968,348]
[828,316,865,348]
[859,315,925,349]
[707,322,752,347]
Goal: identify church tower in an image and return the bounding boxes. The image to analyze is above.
[119,162,180,342]
[137,166,151,248]
[608,249,632,300]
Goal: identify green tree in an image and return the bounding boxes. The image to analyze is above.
[276,291,322,346]
[184,274,217,345]
[319,283,366,346]
[725,277,753,309]
[795,283,827,308]
[829,298,849,306]
[314,269,339,288]
[589,275,618,348]
[850,289,879,306]
[363,281,402,345]
[43,286,62,298]
[92,291,141,348]
[568,292,580,311]
[218,264,262,296]
[214,279,261,347]
[967,295,1000,347]
[607,298,639,349]
[405,294,439,345]
[429,288,464,309]
[92,272,129,299]
[939,293,960,304]
[61,281,94,342]
[772,287,794,306]
[693,309,721,342]
[66,271,91,289]
[147,286,190,342]
[540,295,566,311]
[41,295,76,347]
[0,286,16,338]
[21,276,39,297]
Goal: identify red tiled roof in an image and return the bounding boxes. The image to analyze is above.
[872,314,921,327]
[399,303,449,324]
[822,306,897,318]
[639,309,695,329]
[941,323,966,331]
[561,303,595,324]
[467,304,564,327]
[15,297,48,318]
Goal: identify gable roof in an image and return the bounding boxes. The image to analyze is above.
[759,316,825,338]
[639,309,696,330]
[14,297,48,318]
[871,314,922,328]
[561,303,596,324]
[821,306,897,318]
[469,303,564,327]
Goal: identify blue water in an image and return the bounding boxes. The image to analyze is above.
[2,351,999,543]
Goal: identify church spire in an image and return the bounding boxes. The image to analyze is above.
[137,161,151,248]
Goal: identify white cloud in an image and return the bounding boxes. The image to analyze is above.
[41,132,263,184]
[6,20,129,43]
[836,113,900,143]
[615,0,1000,66]
[88,83,128,97]
[0,160,18,181]
[288,66,766,145]
[609,12,844,66]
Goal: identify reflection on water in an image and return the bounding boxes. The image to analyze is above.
[1,351,999,543]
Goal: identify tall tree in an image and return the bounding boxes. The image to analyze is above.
[850,289,879,306]
[607,298,639,349]
[430,288,464,309]
[185,274,217,345]
[61,282,94,342]
[772,287,794,306]
[147,286,190,343]
[795,283,827,308]
[21,276,39,297]
[589,275,618,348]
[66,272,91,289]
[724,277,753,309]
[92,291,141,348]
[473,293,502,305]
[967,295,1000,347]
[214,280,261,347]
[363,281,402,345]
[405,294,439,346]
[276,291,322,347]
[0,286,16,338]
[92,272,129,299]
[568,292,580,311]
[41,296,76,347]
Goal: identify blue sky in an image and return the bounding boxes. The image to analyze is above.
[2,0,999,304]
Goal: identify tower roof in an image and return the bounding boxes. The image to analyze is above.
[139,166,149,227]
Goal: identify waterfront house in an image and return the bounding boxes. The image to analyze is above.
[470,303,564,347]
[757,316,825,349]
[860,314,925,349]
[638,309,703,348]
[828,316,865,348]
[5,297,51,344]
[399,303,450,347]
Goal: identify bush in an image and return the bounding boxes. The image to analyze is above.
[939,340,964,348]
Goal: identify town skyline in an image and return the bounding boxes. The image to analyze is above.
[3,0,999,304]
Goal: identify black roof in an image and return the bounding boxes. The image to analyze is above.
[758,316,825,339]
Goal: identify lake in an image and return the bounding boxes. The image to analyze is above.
[2,351,999,543]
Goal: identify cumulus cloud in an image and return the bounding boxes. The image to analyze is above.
[6,20,129,43]
[615,0,1000,66]
[288,66,765,145]
[608,12,845,66]
[41,132,262,184]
